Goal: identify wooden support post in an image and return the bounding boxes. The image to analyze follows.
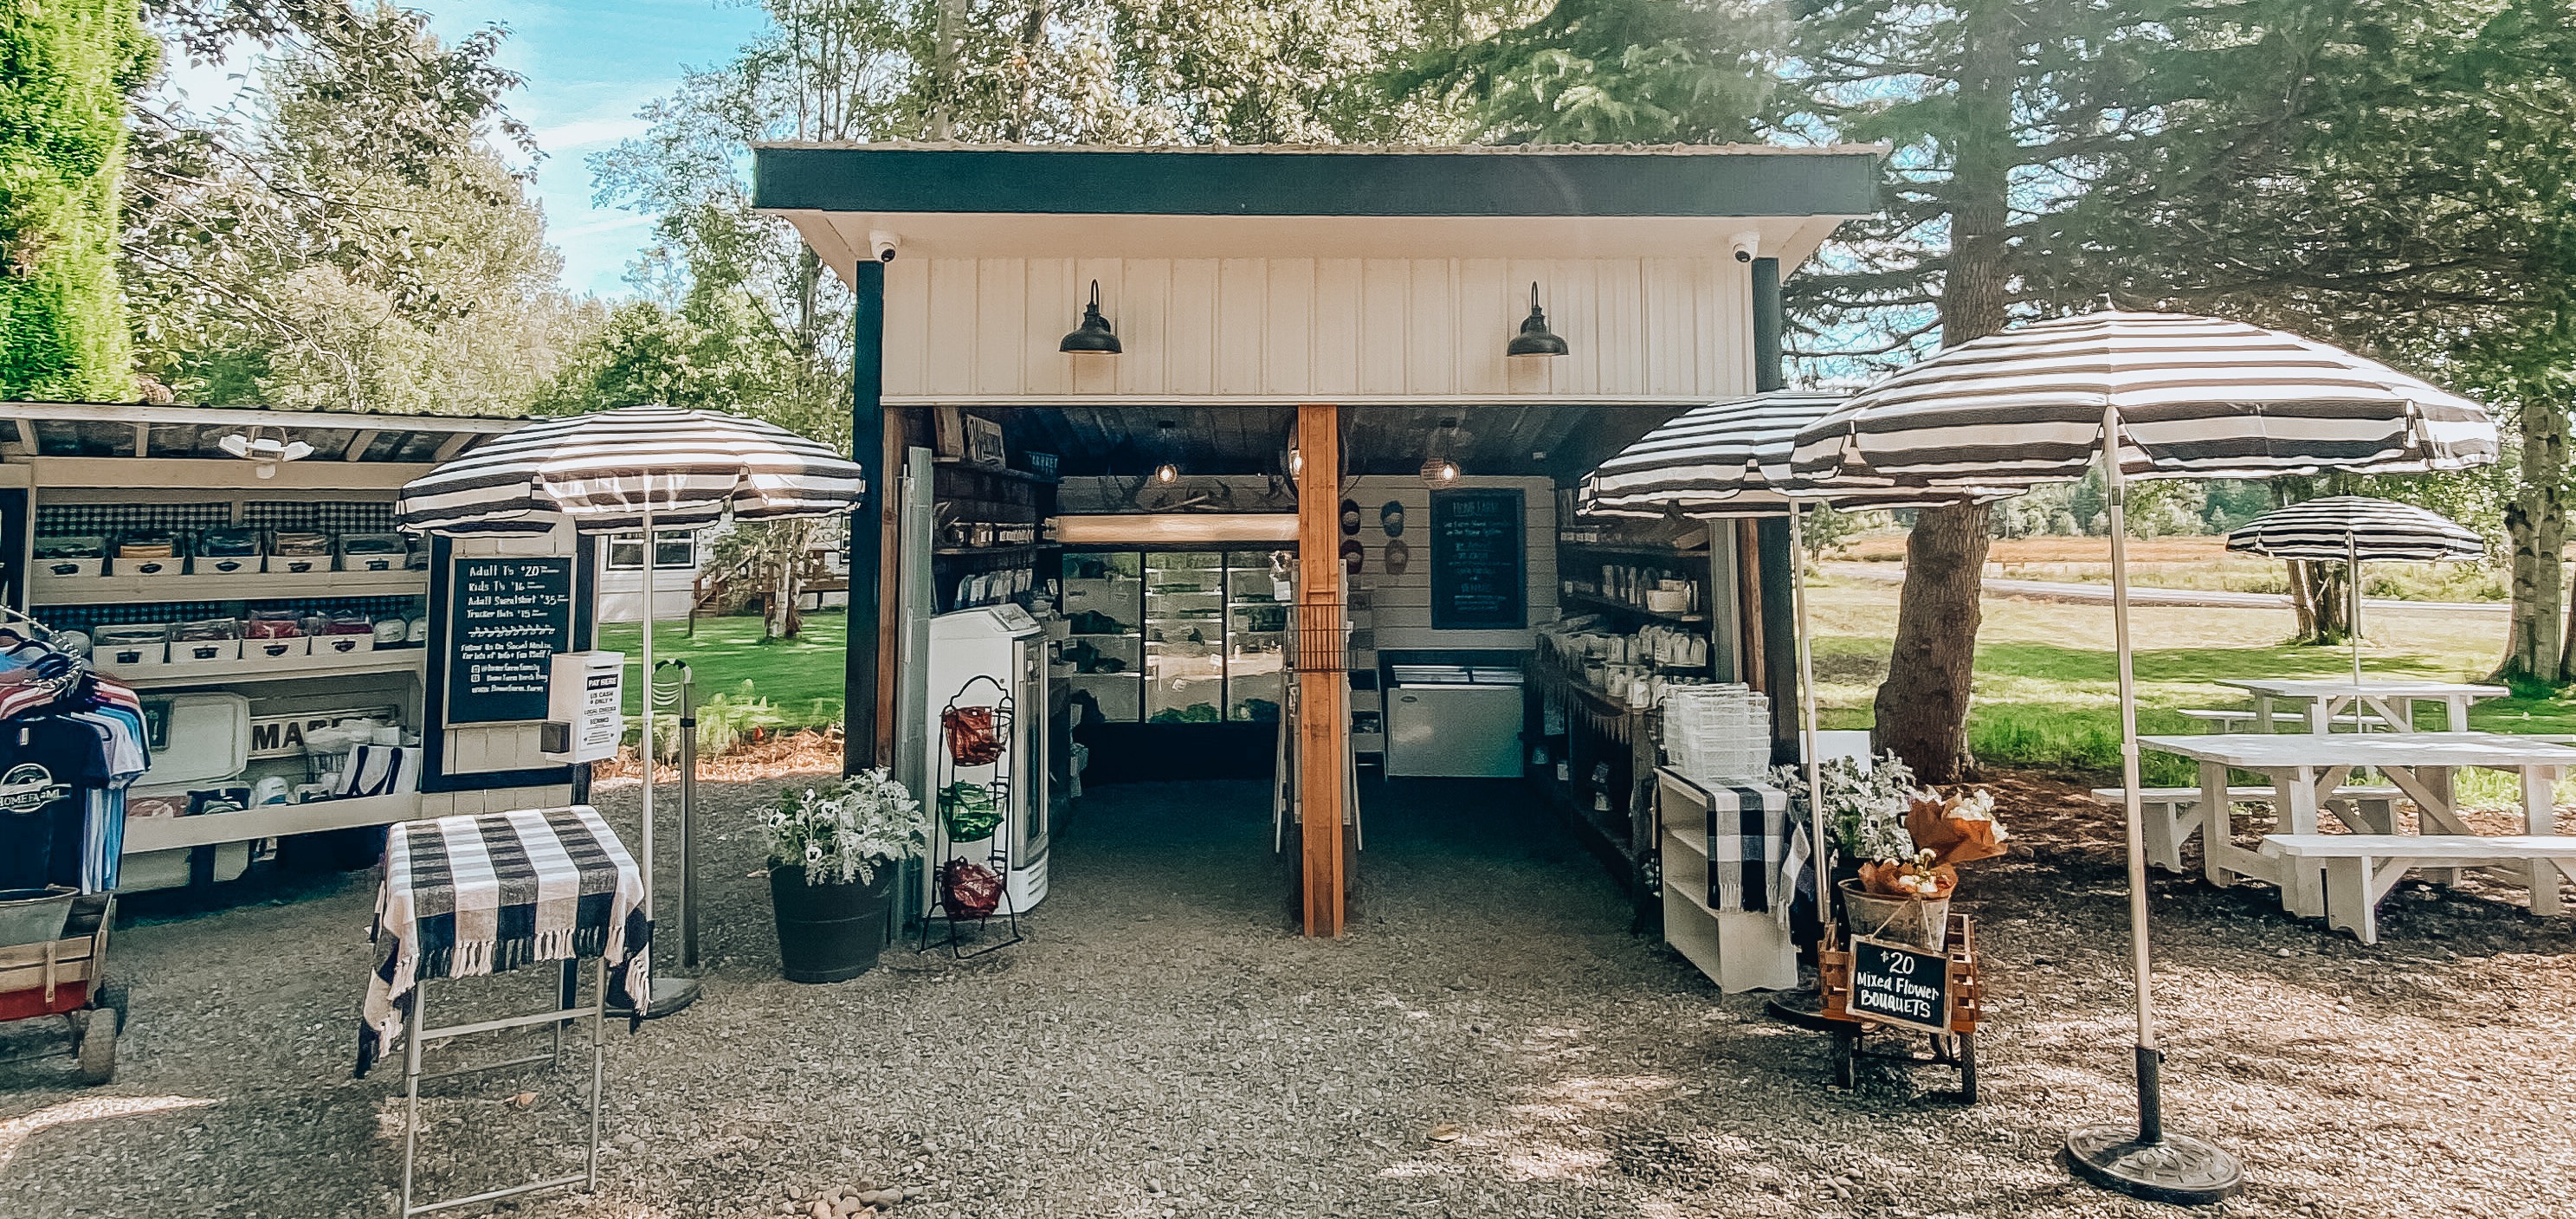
[1294,403,1346,937]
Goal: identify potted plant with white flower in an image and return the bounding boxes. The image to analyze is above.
[764,769,926,983]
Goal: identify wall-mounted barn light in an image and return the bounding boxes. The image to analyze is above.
[1060,280,1122,355]
[1506,282,1567,358]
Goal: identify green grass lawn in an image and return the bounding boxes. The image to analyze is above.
[1806,577,2574,791]
[595,610,845,729]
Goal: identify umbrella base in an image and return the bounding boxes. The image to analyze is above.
[2064,1125,2243,1206]
[611,975,702,1021]
[1761,983,1841,1032]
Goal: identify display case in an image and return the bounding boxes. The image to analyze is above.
[1060,551,1142,723]
[1061,549,1295,726]
[1145,552,1224,723]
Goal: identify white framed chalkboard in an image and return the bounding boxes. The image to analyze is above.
[1428,487,1526,630]
[446,557,574,724]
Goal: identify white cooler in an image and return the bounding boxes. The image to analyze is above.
[120,693,255,891]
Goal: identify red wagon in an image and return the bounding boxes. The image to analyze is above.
[0,889,126,1084]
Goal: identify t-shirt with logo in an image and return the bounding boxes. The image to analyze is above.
[0,718,113,890]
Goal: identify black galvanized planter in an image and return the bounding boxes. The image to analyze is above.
[769,865,895,983]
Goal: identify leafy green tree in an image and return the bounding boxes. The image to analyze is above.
[124,2,587,413]
[2,0,157,400]
[1393,0,1776,144]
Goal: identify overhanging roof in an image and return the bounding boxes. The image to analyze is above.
[753,142,1881,217]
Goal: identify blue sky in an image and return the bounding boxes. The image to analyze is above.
[154,1,772,298]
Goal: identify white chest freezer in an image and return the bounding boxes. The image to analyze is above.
[1385,665,1525,778]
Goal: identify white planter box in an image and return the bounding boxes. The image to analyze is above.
[197,555,263,577]
[269,554,331,576]
[244,636,311,664]
[119,557,187,577]
[168,638,243,665]
[95,641,168,672]
[35,557,105,578]
[311,634,378,658]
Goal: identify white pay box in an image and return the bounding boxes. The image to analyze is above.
[543,651,625,763]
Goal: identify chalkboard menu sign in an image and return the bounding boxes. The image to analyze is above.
[1429,488,1526,630]
[447,557,574,724]
[1847,934,1953,1035]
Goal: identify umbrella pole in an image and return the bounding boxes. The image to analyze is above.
[2349,532,2363,688]
[2066,405,2241,1203]
[631,500,699,1017]
[1791,502,1830,926]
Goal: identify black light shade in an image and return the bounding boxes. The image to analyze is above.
[1061,280,1122,354]
[1507,281,1568,358]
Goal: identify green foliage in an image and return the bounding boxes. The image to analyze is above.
[123,2,589,411]
[1392,0,1778,144]
[2,0,155,399]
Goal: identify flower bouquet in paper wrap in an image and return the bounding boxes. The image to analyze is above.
[1908,789,2009,867]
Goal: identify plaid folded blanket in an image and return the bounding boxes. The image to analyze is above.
[1692,778,1789,915]
[358,805,650,1077]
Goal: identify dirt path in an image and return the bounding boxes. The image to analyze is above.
[3,772,2571,1217]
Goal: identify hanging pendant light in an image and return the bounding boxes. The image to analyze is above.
[1152,419,1180,483]
[1507,282,1568,358]
[1420,417,1461,487]
[1061,280,1122,355]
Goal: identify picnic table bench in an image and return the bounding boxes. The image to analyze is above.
[2089,784,2402,872]
[2262,835,2576,945]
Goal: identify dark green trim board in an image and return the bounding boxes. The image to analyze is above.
[845,259,888,777]
[1757,516,1799,761]
[754,146,1878,218]
[1752,257,1785,393]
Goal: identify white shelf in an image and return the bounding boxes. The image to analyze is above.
[124,792,421,853]
[33,567,427,606]
[107,648,426,689]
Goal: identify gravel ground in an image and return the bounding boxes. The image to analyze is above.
[3,768,2573,1218]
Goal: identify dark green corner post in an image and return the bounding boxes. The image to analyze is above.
[845,259,887,776]
[1752,257,1799,759]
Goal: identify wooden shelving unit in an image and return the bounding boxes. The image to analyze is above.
[33,567,427,606]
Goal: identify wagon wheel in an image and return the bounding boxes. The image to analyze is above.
[94,981,130,1035]
[1830,1025,1858,1089]
[74,1010,119,1085]
[1955,1032,1978,1105]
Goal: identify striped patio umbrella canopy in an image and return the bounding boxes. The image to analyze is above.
[396,406,864,536]
[1789,310,2496,487]
[2224,495,2483,563]
[1580,392,2014,518]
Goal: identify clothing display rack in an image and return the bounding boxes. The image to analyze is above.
[0,605,150,896]
[924,674,1022,958]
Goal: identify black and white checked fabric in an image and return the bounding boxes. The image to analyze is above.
[36,503,232,536]
[2224,495,2483,563]
[41,595,419,635]
[242,500,397,532]
[358,806,650,1076]
[1579,392,2017,519]
[1669,775,1789,915]
[1790,309,2498,487]
[397,406,864,536]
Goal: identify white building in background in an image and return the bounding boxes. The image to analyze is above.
[594,520,852,623]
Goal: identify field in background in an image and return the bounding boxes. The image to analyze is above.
[1835,530,2506,603]
[1805,576,2570,795]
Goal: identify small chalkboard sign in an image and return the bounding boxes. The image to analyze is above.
[446,557,574,724]
[1846,934,1953,1035]
[1429,487,1526,630]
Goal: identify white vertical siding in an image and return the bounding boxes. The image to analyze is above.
[881,256,1753,402]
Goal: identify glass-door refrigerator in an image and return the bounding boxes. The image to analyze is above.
[1224,550,1292,722]
[1144,552,1225,723]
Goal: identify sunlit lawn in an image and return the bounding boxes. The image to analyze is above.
[1806,576,2574,792]
[595,610,846,728]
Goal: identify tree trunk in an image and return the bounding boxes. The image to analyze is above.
[2499,394,2569,684]
[2285,559,2318,641]
[1873,503,1992,782]
[1869,0,2012,784]
[2285,559,2349,644]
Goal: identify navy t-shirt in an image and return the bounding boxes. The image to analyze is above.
[0,717,110,891]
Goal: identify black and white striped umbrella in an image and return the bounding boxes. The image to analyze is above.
[2224,496,2483,563]
[397,405,864,535]
[1789,310,2495,486]
[1580,392,2013,518]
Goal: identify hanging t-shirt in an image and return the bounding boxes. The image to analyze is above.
[0,717,112,891]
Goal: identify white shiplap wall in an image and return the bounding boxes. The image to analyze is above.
[882,257,1753,403]
[1346,474,1557,652]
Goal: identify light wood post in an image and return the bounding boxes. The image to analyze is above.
[1294,403,1346,937]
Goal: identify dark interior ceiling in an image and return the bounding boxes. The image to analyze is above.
[1003,403,1686,484]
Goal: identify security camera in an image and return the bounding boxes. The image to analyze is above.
[868,230,900,262]
[1730,232,1760,263]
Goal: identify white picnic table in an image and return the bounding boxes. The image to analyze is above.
[2138,731,2576,918]
[2214,677,2508,734]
